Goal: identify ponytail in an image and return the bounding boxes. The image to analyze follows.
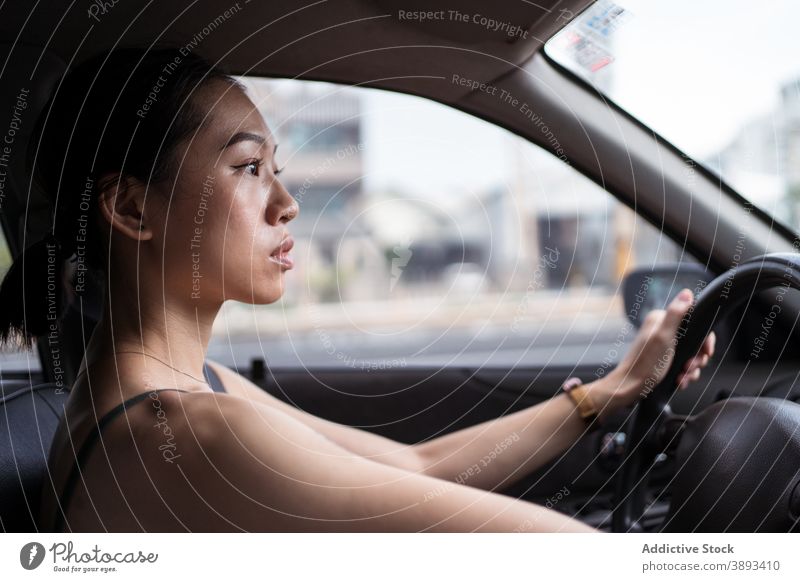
[0,233,72,348]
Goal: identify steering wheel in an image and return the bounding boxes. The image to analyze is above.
[612,252,800,532]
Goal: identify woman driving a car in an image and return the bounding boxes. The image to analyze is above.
[0,46,714,532]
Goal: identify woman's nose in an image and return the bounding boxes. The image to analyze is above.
[267,179,299,225]
[281,199,299,223]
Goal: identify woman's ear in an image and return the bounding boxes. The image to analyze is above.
[96,172,153,241]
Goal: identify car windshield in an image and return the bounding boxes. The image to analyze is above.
[545,0,800,234]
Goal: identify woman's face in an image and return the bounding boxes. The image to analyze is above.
[151,79,298,306]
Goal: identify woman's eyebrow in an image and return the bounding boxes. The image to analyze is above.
[219,131,266,150]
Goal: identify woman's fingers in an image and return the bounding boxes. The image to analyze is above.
[677,367,703,390]
[683,352,710,373]
[682,355,702,373]
[681,332,716,375]
[702,332,716,358]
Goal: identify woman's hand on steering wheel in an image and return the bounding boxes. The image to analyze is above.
[590,288,716,419]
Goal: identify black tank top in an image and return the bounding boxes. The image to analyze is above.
[50,361,227,533]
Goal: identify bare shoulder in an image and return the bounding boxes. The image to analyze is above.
[153,389,366,531]
[172,385,330,452]
[147,389,593,533]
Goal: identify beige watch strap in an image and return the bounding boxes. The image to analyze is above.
[564,383,599,424]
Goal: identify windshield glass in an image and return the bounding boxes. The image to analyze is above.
[545,0,800,233]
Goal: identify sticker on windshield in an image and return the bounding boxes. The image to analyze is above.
[549,0,633,76]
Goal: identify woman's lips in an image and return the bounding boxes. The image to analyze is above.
[269,235,294,269]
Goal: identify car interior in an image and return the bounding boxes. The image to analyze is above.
[1,0,800,533]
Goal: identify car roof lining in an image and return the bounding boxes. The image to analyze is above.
[1,0,593,104]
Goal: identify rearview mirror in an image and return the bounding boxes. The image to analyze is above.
[622,264,714,329]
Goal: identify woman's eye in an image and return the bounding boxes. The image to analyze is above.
[234,160,263,176]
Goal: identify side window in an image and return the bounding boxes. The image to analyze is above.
[209,78,688,368]
[0,230,9,278]
[0,227,40,373]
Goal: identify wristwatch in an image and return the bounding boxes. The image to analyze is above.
[561,377,600,431]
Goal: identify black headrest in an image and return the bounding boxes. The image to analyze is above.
[0,381,68,532]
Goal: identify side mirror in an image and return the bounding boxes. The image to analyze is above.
[622,264,714,329]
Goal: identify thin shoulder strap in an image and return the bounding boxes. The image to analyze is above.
[202,361,227,393]
[52,388,188,533]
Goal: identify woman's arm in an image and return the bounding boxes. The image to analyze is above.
[208,358,624,492]
[177,392,598,532]
[414,289,715,492]
[413,373,635,492]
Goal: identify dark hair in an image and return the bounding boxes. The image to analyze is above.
[0,45,242,347]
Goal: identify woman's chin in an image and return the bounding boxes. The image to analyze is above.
[226,267,289,304]
[246,282,286,305]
